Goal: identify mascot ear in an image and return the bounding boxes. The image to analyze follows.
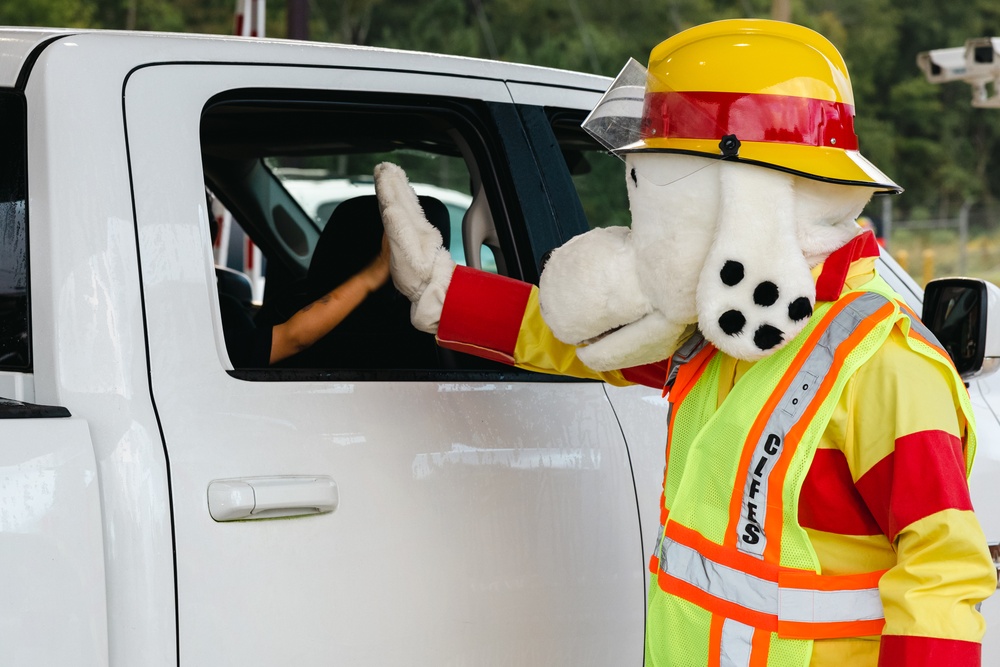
[794,178,873,267]
[696,163,816,361]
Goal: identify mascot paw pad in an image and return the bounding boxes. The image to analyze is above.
[713,260,813,353]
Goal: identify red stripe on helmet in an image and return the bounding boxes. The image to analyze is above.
[640,91,858,151]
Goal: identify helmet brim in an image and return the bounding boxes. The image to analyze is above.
[618,137,902,194]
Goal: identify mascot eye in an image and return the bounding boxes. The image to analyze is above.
[630,168,638,187]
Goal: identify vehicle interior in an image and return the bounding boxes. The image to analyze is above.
[199,91,522,377]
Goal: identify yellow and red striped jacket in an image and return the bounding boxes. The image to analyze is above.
[435,232,996,666]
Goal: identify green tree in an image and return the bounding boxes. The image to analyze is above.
[0,0,95,27]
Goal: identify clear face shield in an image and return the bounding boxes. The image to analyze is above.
[582,59,734,187]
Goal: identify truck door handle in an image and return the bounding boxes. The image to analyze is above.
[207,476,339,522]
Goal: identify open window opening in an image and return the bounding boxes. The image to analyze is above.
[0,92,29,372]
[200,91,515,378]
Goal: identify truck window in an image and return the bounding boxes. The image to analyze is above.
[200,91,528,378]
[548,111,631,230]
[0,92,29,371]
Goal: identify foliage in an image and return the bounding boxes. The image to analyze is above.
[6,0,1000,231]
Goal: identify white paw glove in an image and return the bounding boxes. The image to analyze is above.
[374,162,456,334]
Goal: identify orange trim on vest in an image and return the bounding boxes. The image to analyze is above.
[778,617,885,640]
[653,341,718,570]
[657,569,778,631]
[655,567,887,641]
[724,292,869,549]
[779,567,887,592]
[749,630,770,667]
[667,521,779,580]
[898,302,953,363]
[761,301,894,563]
[708,615,725,667]
[667,343,717,404]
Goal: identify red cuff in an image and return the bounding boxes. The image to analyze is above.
[621,362,670,389]
[878,635,980,667]
[437,266,533,364]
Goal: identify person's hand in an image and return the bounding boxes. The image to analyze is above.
[361,234,391,292]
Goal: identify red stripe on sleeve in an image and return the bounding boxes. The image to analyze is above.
[799,448,883,535]
[621,362,670,389]
[877,634,980,667]
[855,430,973,543]
[437,266,533,364]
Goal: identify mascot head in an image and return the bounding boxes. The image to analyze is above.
[539,19,901,370]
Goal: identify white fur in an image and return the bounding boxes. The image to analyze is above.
[538,226,651,344]
[628,154,720,324]
[374,162,455,334]
[695,163,812,360]
[795,178,872,267]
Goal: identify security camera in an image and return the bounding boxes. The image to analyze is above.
[918,37,1000,108]
[917,46,968,83]
[964,37,1000,78]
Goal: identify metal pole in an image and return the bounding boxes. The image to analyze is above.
[881,195,893,251]
[959,200,971,274]
[287,0,309,41]
[771,0,791,21]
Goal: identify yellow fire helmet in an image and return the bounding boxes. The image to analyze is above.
[583,19,902,193]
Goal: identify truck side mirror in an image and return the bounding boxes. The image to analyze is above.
[922,277,1000,381]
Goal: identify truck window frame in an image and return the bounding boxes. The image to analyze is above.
[0,90,30,372]
[200,89,576,383]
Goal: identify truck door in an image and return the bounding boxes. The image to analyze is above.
[124,61,645,665]
[506,82,675,593]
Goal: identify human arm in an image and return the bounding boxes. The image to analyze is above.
[268,235,390,364]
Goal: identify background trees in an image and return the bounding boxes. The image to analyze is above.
[4,0,1000,278]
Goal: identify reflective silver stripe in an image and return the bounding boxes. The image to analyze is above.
[652,525,665,565]
[659,534,885,624]
[660,535,778,615]
[904,307,944,350]
[665,331,709,390]
[737,292,891,558]
[779,586,883,623]
[720,619,754,667]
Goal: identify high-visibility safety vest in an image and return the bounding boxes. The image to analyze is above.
[646,276,976,667]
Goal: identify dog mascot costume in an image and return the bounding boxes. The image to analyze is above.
[374,19,996,667]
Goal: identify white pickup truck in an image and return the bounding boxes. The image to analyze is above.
[1,27,997,666]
